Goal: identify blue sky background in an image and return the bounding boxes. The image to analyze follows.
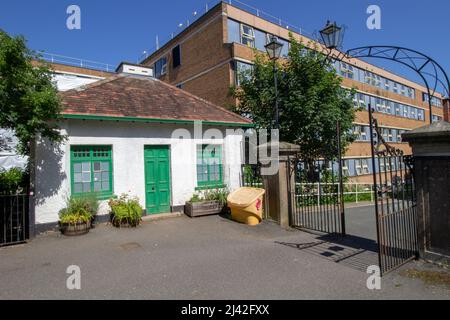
[1,0,449,88]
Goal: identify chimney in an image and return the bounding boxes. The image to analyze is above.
[115,62,153,77]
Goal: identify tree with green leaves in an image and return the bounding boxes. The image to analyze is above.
[232,35,357,161]
[0,30,63,156]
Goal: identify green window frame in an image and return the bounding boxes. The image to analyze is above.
[70,145,113,199]
[196,144,224,189]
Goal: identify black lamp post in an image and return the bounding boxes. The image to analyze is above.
[265,35,284,130]
[319,20,344,50]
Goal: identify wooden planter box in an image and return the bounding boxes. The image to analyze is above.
[184,201,223,217]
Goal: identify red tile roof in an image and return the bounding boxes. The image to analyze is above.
[60,74,252,126]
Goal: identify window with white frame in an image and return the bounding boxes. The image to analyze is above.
[355,159,369,175]
[241,24,255,48]
[417,109,424,121]
[154,57,167,78]
[403,105,409,117]
[393,82,398,94]
[397,130,404,142]
[342,160,350,177]
[387,129,393,142]
[394,103,401,116]
[400,85,407,96]
[355,159,363,176]
[407,88,414,99]
[353,125,367,141]
[374,74,381,87]
[355,158,370,175]
[341,62,354,79]
[235,61,253,86]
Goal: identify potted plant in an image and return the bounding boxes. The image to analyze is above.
[59,197,98,236]
[184,188,229,217]
[109,193,143,228]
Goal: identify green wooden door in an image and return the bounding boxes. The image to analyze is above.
[144,145,171,214]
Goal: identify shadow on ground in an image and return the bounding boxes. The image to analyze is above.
[276,233,379,273]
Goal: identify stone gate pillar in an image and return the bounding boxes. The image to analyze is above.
[402,121,450,262]
[258,142,300,228]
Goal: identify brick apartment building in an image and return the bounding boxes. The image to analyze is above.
[141,1,446,183]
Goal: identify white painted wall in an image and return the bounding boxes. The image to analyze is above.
[34,120,244,225]
[52,72,103,91]
[117,64,153,77]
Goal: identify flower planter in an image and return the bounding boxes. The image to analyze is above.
[59,220,91,236]
[184,200,224,217]
[111,216,141,228]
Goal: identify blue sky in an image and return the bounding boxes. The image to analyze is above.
[1,0,449,87]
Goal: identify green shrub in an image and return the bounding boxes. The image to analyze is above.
[0,167,27,194]
[59,196,98,225]
[188,188,229,206]
[109,193,143,227]
[203,188,229,205]
[189,193,202,203]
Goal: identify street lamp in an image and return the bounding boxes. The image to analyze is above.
[265,36,284,130]
[319,20,343,50]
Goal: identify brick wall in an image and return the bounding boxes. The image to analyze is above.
[444,99,450,122]
[142,3,233,107]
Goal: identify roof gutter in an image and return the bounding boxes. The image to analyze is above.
[61,113,254,128]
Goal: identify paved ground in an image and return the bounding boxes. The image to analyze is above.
[345,204,377,240]
[0,214,449,300]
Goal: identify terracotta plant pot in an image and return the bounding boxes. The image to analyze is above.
[59,220,91,236]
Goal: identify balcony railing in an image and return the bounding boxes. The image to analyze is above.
[38,52,114,73]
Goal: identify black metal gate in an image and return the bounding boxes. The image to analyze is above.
[369,107,419,275]
[0,193,29,247]
[289,123,346,235]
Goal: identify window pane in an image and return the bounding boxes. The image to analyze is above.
[254,29,267,51]
[279,38,289,58]
[74,173,82,183]
[82,162,90,172]
[93,162,101,172]
[94,182,102,192]
[101,181,110,191]
[82,183,91,192]
[227,19,240,44]
[236,61,253,86]
[101,172,109,181]
[82,172,91,182]
[73,163,82,173]
[94,172,101,182]
[74,183,82,193]
[101,162,109,171]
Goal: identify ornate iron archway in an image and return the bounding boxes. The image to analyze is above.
[335,46,450,124]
